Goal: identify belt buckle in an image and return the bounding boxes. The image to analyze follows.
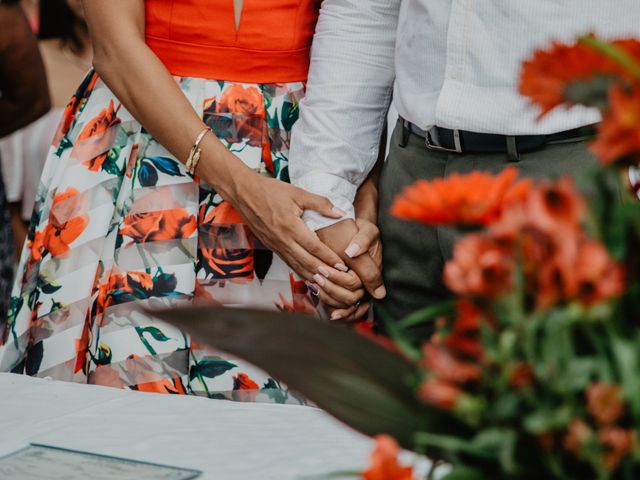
[424,128,463,153]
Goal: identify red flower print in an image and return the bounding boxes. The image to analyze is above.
[137,377,187,395]
[43,187,89,257]
[233,372,260,402]
[233,372,259,390]
[199,202,255,281]
[274,273,316,314]
[119,208,197,245]
[89,365,125,389]
[216,84,266,146]
[76,99,122,171]
[53,72,99,147]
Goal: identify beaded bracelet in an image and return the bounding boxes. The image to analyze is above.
[185,126,212,175]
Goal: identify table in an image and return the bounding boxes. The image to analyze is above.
[0,374,430,479]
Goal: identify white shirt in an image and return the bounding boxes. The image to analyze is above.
[290,0,640,230]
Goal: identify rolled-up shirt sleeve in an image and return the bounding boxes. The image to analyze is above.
[289,0,400,231]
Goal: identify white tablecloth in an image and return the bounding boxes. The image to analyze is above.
[0,374,428,479]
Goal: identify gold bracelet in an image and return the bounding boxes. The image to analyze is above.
[186,126,211,175]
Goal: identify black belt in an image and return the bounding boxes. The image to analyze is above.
[400,119,596,161]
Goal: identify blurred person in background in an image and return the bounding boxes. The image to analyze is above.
[20,0,39,32]
[0,0,50,324]
[1,0,91,252]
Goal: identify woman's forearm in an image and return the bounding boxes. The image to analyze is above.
[83,0,252,201]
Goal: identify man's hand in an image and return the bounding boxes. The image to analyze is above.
[316,219,385,322]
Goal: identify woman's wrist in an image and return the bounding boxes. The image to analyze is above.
[194,135,261,204]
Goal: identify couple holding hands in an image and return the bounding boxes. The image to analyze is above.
[0,0,636,401]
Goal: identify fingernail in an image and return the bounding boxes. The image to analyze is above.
[313,274,326,287]
[308,284,320,296]
[345,243,361,258]
[332,207,347,217]
[331,311,343,321]
[335,263,349,272]
[373,286,387,299]
[318,266,331,278]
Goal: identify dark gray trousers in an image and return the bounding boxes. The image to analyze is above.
[376,121,598,326]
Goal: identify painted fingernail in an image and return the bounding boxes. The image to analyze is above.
[313,274,326,287]
[335,263,349,272]
[331,311,343,321]
[318,266,331,278]
[332,207,347,217]
[308,284,320,296]
[373,286,387,299]
[345,243,361,258]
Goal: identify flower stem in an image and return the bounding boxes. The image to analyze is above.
[580,36,640,80]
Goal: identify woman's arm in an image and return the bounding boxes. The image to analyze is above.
[0,3,50,137]
[82,0,363,302]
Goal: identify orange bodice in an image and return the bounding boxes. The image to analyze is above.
[145,0,321,83]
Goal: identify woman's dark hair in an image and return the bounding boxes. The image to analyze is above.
[38,0,86,52]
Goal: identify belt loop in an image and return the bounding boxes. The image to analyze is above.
[399,120,411,148]
[506,136,520,162]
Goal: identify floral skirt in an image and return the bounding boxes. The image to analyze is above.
[0,72,315,404]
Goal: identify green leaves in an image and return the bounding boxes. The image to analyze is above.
[153,306,425,449]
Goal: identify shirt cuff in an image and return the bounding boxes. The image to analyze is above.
[294,172,357,231]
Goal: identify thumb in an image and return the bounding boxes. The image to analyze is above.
[300,191,346,219]
[345,221,380,259]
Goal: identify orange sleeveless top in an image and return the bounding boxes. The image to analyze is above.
[145,0,321,83]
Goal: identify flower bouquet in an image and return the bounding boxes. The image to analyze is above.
[156,36,640,479]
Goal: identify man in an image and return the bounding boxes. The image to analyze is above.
[290,1,640,325]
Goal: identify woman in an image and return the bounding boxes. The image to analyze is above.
[1,0,92,253]
[0,0,50,327]
[0,0,373,402]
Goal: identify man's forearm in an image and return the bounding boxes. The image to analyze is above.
[289,0,401,231]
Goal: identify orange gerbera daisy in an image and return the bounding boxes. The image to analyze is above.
[391,167,530,227]
[417,379,463,411]
[361,435,416,480]
[519,41,612,117]
[599,427,637,471]
[444,234,514,299]
[586,383,625,426]
[422,343,482,384]
[591,85,640,166]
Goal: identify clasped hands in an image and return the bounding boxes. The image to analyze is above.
[231,172,384,323]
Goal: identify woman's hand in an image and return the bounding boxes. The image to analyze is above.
[231,172,354,280]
